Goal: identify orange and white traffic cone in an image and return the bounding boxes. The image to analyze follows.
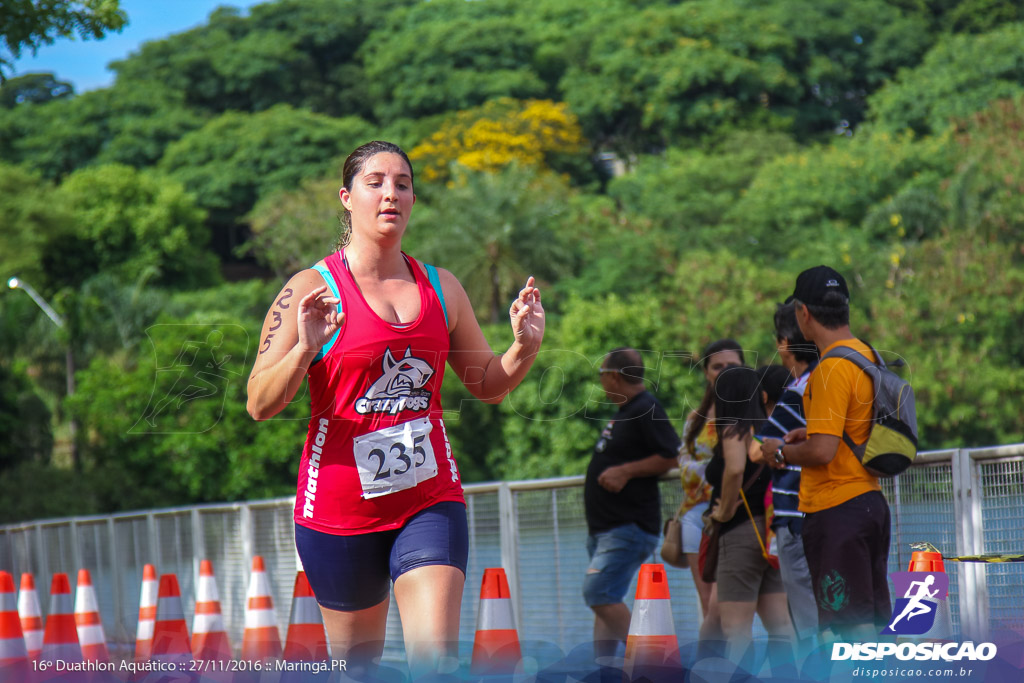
[41,573,82,664]
[624,564,680,679]
[133,564,158,665]
[470,568,521,675]
[282,572,327,662]
[905,549,953,640]
[74,569,110,663]
[150,574,193,669]
[241,556,281,662]
[17,573,42,662]
[191,560,232,661]
[0,571,28,676]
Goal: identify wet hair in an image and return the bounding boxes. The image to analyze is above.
[799,290,850,330]
[773,303,818,364]
[714,365,767,441]
[684,338,746,456]
[336,141,414,249]
[603,347,644,385]
[756,364,792,407]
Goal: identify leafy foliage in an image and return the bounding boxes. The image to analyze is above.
[410,98,587,183]
[867,23,1024,135]
[0,0,126,80]
[158,105,370,222]
[3,0,1024,520]
[53,164,218,290]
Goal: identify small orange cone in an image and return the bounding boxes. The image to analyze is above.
[0,571,28,670]
[17,573,43,661]
[133,564,158,664]
[74,568,110,663]
[41,573,82,664]
[624,564,680,678]
[150,574,193,668]
[904,550,953,639]
[282,571,328,661]
[241,556,281,661]
[470,568,521,675]
[191,560,232,661]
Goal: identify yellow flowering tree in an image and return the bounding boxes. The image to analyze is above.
[410,98,587,183]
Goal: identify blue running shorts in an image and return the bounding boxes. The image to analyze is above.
[295,501,468,611]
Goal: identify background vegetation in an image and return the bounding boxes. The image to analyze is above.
[1,0,1022,522]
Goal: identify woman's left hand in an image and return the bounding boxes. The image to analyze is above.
[510,276,545,349]
[709,500,733,523]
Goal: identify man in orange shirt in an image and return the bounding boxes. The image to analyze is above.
[760,266,891,642]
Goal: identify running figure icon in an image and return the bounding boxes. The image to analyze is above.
[888,574,939,631]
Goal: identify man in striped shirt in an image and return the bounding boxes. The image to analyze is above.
[755,302,819,650]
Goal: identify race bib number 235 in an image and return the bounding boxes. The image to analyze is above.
[353,417,438,499]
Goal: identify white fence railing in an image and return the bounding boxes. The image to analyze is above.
[1,444,1022,662]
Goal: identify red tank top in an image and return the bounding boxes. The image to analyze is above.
[293,250,463,534]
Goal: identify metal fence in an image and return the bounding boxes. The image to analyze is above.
[2,444,1022,664]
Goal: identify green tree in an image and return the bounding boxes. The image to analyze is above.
[361,0,547,124]
[865,233,1024,448]
[0,163,69,289]
[0,71,72,107]
[158,105,371,249]
[53,164,218,290]
[0,83,207,179]
[607,131,798,241]
[245,176,345,280]
[110,0,416,118]
[948,96,1024,243]
[721,128,955,263]
[0,0,126,81]
[411,164,579,323]
[0,362,53,472]
[67,280,305,511]
[867,23,1024,135]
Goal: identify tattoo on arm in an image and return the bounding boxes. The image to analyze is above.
[259,333,274,355]
[277,289,294,310]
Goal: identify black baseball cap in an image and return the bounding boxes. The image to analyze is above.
[786,265,849,306]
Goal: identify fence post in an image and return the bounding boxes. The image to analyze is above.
[191,508,205,588]
[107,518,124,643]
[952,448,977,639]
[498,482,521,630]
[967,449,990,639]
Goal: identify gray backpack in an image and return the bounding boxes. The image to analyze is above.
[821,344,919,477]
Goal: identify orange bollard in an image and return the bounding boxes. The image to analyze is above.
[17,573,42,662]
[282,571,328,661]
[150,574,193,668]
[74,569,110,663]
[624,564,680,678]
[133,564,158,665]
[241,556,282,661]
[903,550,953,639]
[470,568,521,675]
[0,571,28,671]
[191,560,232,661]
[41,573,82,664]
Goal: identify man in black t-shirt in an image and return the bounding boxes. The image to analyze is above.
[583,347,680,658]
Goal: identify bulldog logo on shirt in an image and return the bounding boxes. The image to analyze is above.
[354,346,434,415]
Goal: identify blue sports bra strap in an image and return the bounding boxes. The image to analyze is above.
[425,263,449,329]
[310,264,342,363]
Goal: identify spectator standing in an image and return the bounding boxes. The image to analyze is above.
[761,266,891,642]
[753,306,820,652]
[583,347,680,659]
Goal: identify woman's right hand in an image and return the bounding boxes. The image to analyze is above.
[297,285,344,353]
